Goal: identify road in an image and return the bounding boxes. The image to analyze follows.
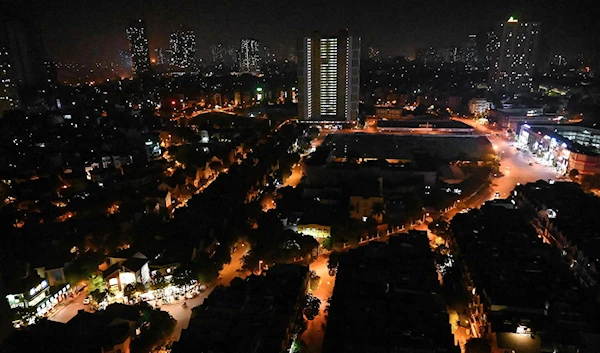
[48,291,93,323]
[283,163,303,188]
[451,118,560,210]
[300,254,336,353]
[160,241,251,341]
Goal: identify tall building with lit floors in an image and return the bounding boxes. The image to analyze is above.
[0,48,19,116]
[489,17,541,93]
[298,30,360,121]
[239,39,260,74]
[170,26,196,69]
[126,19,151,76]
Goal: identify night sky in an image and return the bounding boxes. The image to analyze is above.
[5,0,600,64]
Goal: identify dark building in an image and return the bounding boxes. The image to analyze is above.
[323,231,457,352]
[173,264,309,353]
[0,17,47,89]
[453,198,600,352]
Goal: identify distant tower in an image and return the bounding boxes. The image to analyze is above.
[0,47,20,116]
[239,39,260,73]
[489,16,541,93]
[464,34,478,69]
[298,30,361,121]
[126,19,151,76]
[119,50,132,70]
[170,26,196,69]
[0,17,48,89]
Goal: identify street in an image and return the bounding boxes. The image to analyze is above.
[300,254,336,353]
[47,291,93,323]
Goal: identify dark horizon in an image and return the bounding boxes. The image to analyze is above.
[2,0,600,64]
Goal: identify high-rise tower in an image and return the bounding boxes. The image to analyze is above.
[298,30,360,121]
[170,26,196,69]
[489,17,541,92]
[126,19,151,76]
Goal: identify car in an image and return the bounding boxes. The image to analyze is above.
[83,296,91,305]
[494,192,501,198]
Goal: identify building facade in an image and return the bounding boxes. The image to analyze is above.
[468,98,492,116]
[125,19,151,76]
[0,47,20,116]
[298,30,360,121]
[239,39,260,73]
[170,27,196,69]
[489,17,541,92]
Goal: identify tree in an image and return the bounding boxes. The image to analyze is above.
[371,202,385,222]
[132,303,176,353]
[569,169,580,179]
[327,252,341,276]
[87,274,106,293]
[304,294,321,320]
[123,283,137,298]
[309,271,321,292]
[465,338,491,353]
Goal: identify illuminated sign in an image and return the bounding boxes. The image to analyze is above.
[29,280,48,297]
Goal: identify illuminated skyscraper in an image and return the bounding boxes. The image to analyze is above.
[464,34,478,69]
[489,17,541,92]
[239,39,260,73]
[170,27,196,69]
[0,47,20,116]
[298,30,360,121]
[126,19,151,76]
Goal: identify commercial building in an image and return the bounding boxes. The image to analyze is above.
[489,17,541,92]
[125,19,151,76]
[170,26,196,69]
[468,98,492,116]
[173,264,309,353]
[323,231,457,352]
[239,38,260,73]
[518,124,600,175]
[4,274,71,327]
[374,106,403,119]
[298,30,360,121]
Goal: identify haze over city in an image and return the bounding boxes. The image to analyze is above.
[1,1,600,353]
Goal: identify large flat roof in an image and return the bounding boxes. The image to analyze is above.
[377,119,474,130]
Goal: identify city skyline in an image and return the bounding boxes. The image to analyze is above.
[2,0,598,65]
